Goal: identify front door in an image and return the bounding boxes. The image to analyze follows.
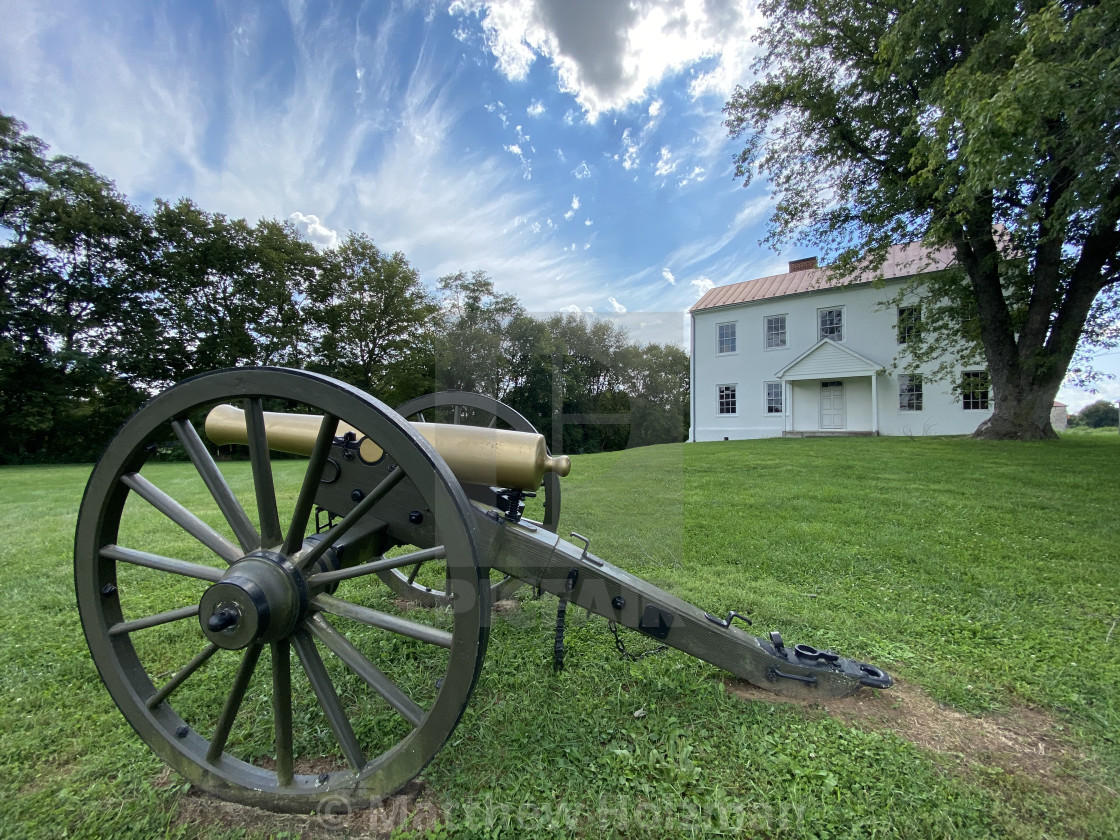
[820,380,845,429]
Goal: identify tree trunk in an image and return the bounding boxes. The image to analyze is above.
[971,381,1060,440]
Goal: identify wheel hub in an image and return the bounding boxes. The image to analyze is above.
[199,551,309,650]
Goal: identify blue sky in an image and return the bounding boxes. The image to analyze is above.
[1,0,1115,410]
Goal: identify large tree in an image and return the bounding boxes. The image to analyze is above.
[304,232,437,401]
[1,114,159,460]
[153,199,319,380]
[724,0,1119,439]
[433,270,525,398]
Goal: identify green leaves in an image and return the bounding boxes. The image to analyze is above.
[724,0,1120,438]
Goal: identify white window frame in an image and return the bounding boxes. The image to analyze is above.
[764,314,787,350]
[897,305,921,345]
[962,370,990,410]
[716,322,737,355]
[818,307,844,342]
[899,374,923,411]
[764,381,784,414]
[717,383,738,416]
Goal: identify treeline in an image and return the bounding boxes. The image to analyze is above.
[0,114,688,463]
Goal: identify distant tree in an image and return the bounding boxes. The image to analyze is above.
[621,342,690,447]
[153,199,318,380]
[724,0,1120,440]
[0,113,158,461]
[1076,400,1119,429]
[305,232,437,401]
[434,270,524,398]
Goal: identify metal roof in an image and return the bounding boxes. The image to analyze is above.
[690,241,958,313]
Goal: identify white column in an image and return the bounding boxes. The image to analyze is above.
[871,374,879,435]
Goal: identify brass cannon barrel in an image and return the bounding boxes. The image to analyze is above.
[204,404,571,491]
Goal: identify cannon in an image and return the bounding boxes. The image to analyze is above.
[75,368,892,813]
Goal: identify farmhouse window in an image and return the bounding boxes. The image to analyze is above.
[717,322,737,354]
[962,371,990,410]
[899,374,923,411]
[765,382,783,414]
[765,315,787,349]
[897,306,922,344]
[718,384,737,415]
[818,308,844,342]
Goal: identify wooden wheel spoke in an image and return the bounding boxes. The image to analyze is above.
[172,418,260,552]
[271,640,294,786]
[146,643,221,709]
[282,413,338,556]
[76,369,486,810]
[307,614,425,728]
[121,473,241,564]
[305,545,447,589]
[244,398,283,548]
[291,630,365,772]
[110,604,199,636]
[312,593,454,649]
[299,467,406,571]
[207,644,263,763]
[101,544,225,582]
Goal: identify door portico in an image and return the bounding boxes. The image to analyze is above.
[775,340,882,435]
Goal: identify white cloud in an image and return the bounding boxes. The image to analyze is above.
[662,267,676,285]
[564,194,580,220]
[608,296,627,314]
[486,100,511,128]
[504,143,532,179]
[450,0,762,121]
[572,160,591,179]
[677,165,706,187]
[584,218,592,226]
[289,212,339,249]
[620,128,639,170]
[691,276,715,298]
[558,303,594,314]
[648,99,662,118]
[527,98,545,117]
[654,146,676,177]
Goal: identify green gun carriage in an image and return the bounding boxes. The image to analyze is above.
[75,368,891,812]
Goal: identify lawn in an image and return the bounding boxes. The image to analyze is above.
[0,434,1117,839]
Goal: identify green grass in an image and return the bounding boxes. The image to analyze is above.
[1,436,1118,839]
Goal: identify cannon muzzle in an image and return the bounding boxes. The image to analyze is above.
[203,403,571,492]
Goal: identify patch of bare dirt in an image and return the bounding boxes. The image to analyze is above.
[173,779,442,839]
[726,677,1081,793]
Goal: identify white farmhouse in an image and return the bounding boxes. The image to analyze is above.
[688,242,994,440]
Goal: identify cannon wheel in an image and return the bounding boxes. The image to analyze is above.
[75,368,489,812]
[380,391,561,607]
